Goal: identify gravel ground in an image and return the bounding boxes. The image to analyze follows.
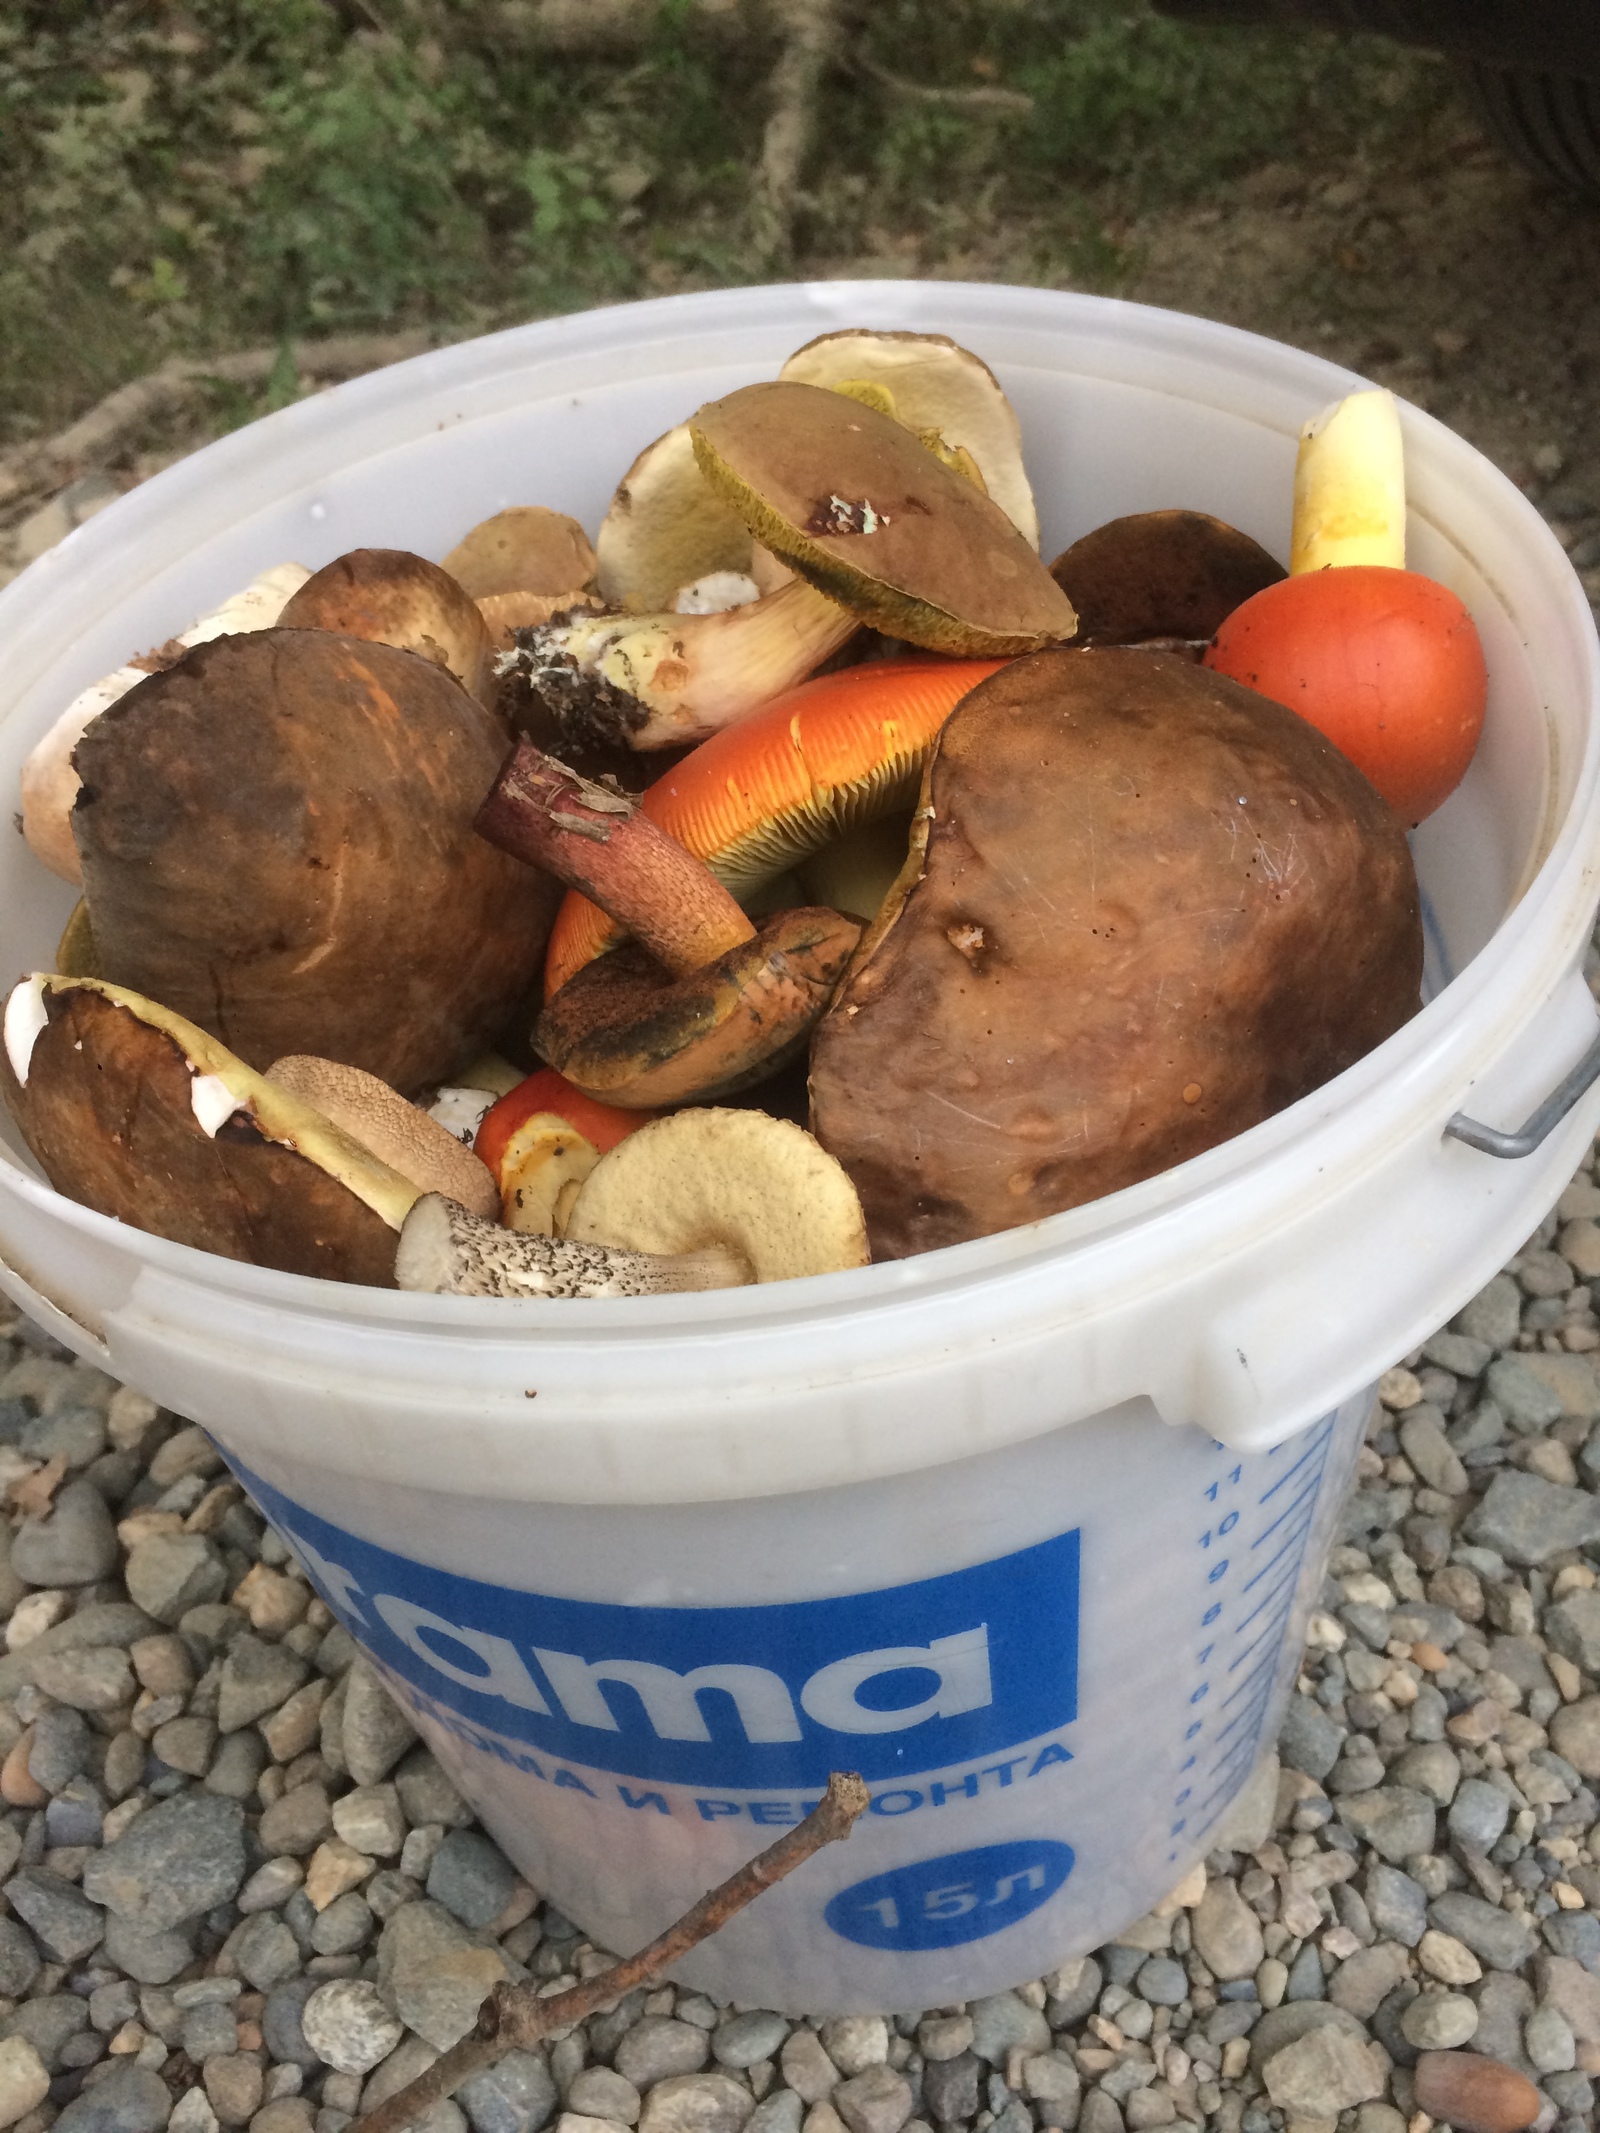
[4,1144,1600,2133]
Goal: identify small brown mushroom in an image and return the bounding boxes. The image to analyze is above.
[476,738,861,1106]
[688,380,1077,656]
[265,1055,498,1219]
[279,548,498,712]
[441,507,598,600]
[395,1191,747,1297]
[2,976,417,1285]
[1047,511,1286,652]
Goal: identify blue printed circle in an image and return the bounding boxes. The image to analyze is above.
[825,1839,1075,1950]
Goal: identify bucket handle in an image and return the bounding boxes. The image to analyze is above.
[1445,1026,1600,1158]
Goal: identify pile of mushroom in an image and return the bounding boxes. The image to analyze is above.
[5,333,1458,1295]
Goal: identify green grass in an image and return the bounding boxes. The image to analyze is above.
[0,0,1444,448]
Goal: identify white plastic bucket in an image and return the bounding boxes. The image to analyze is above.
[1,283,1598,2014]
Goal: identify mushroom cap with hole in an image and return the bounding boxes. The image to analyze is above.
[441,506,598,601]
[809,647,1423,1261]
[279,548,498,711]
[689,381,1076,656]
[2,976,418,1285]
[566,1106,869,1283]
[537,905,861,1109]
[780,327,1040,550]
[1048,511,1286,648]
[542,655,1005,995]
[71,628,557,1095]
[265,1055,499,1220]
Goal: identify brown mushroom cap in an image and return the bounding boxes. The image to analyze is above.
[535,907,862,1109]
[279,548,498,711]
[809,648,1422,1259]
[441,507,598,601]
[265,1055,499,1220]
[1048,511,1286,649]
[2,977,416,1285]
[72,629,557,1094]
[689,380,1077,657]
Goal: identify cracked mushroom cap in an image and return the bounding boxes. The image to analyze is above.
[689,380,1076,656]
[2,976,418,1285]
[780,328,1041,549]
[565,1106,870,1284]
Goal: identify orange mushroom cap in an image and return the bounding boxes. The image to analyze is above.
[543,655,1005,998]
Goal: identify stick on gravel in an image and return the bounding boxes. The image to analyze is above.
[351,1770,871,2133]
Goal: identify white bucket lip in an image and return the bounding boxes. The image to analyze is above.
[2,279,1598,1362]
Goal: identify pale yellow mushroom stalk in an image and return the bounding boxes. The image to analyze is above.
[1291,388,1406,575]
[395,1193,749,1298]
[499,575,857,751]
[21,561,311,884]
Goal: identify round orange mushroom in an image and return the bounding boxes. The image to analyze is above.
[543,655,1006,998]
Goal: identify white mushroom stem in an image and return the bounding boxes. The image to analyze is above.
[394,1193,751,1298]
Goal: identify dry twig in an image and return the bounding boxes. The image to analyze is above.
[855,55,1035,117]
[750,0,845,262]
[0,330,439,515]
[351,1770,871,2133]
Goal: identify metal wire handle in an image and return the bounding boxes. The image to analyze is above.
[1444,1028,1600,1159]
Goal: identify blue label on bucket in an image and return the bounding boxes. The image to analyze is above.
[231,1457,1079,1789]
[825,1841,1076,1950]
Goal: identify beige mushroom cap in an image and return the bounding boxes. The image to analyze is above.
[266,1055,498,1221]
[565,1107,869,1284]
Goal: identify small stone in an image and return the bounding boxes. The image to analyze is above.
[124,1533,228,1623]
[1525,2004,1576,2075]
[216,1635,309,1733]
[1335,1786,1437,1863]
[638,2075,756,2133]
[301,1980,402,2076]
[230,1911,303,1993]
[1136,1957,1188,2006]
[252,2106,315,2133]
[568,2072,641,2125]
[1446,1775,1512,1850]
[4,1869,106,1962]
[330,1785,405,1859]
[1279,1699,1346,1781]
[713,2015,789,2071]
[778,2032,838,2106]
[393,1750,471,1828]
[258,1785,333,1858]
[152,1714,217,1777]
[1193,1878,1266,1980]
[6,1589,71,1651]
[833,2069,912,2133]
[618,2021,712,2088]
[102,1915,194,1985]
[916,2017,972,2064]
[1412,2048,1542,2133]
[0,1919,40,2003]
[1329,1943,1408,2019]
[52,2062,173,2133]
[378,1899,508,2051]
[1536,1954,1600,2046]
[28,1640,135,1714]
[304,1840,373,1912]
[457,2051,560,2133]
[206,1730,268,1802]
[1400,1411,1469,1495]
[1455,1275,1522,1350]
[426,1829,518,1931]
[1544,1588,1600,1671]
[1426,1891,1538,1971]
[259,1678,330,1764]
[1401,1991,1479,2049]
[341,1660,417,1785]
[1550,1696,1600,1778]
[182,2006,240,2063]
[1261,2025,1384,2114]
[817,2016,888,2075]
[743,2099,802,2133]
[0,2036,50,2129]
[919,2053,980,2123]
[84,1791,245,1929]
[1466,1469,1600,1564]
[205,2055,265,2129]
[9,1479,119,1586]
[309,1889,374,1957]
[1390,1741,1461,1806]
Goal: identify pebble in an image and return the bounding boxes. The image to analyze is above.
[300,1979,403,2075]
[1334,1786,1437,1863]
[0,2036,50,2129]
[619,2021,713,2088]
[1261,2024,1385,2114]
[713,2014,790,2070]
[638,2075,756,2133]
[457,2049,560,2133]
[426,1828,519,1929]
[341,1658,417,1785]
[1465,1468,1600,1563]
[377,1898,509,2051]
[9,1480,119,1586]
[1427,1891,1539,1971]
[1446,1774,1512,1848]
[53,2063,173,2133]
[329,1783,405,1858]
[1400,1991,1479,2049]
[820,2017,890,2075]
[83,1792,246,1930]
[123,1532,228,1623]
[1412,2049,1543,2133]
[1192,1879,1265,1979]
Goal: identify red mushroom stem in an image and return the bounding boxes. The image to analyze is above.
[476,738,755,978]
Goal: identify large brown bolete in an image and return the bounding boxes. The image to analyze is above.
[809,649,1422,1259]
[1048,511,1286,651]
[689,381,1077,656]
[71,629,558,1093]
[2,976,418,1285]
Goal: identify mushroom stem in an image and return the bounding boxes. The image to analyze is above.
[395,1192,750,1297]
[476,738,756,978]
